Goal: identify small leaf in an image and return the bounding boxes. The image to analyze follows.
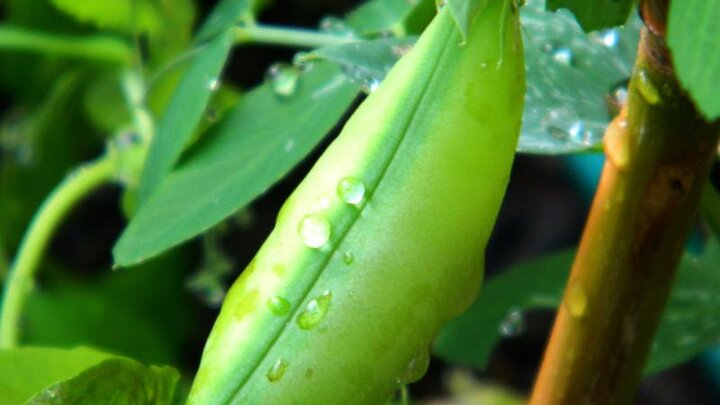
[113,63,358,266]
[137,30,233,204]
[446,0,490,41]
[434,237,720,375]
[195,0,253,42]
[0,346,111,404]
[668,0,720,120]
[27,358,179,404]
[546,0,634,32]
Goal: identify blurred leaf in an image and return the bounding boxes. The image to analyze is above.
[546,0,634,32]
[0,346,111,405]
[434,237,720,375]
[27,357,179,405]
[668,0,720,120]
[146,0,196,66]
[48,0,162,35]
[114,62,358,266]
[345,0,435,35]
[83,73,130,133]
[137,30,233,204]
[446,0,490,41]
[519,0,640,154]
[195,0,253,42]
[25,251,197,367]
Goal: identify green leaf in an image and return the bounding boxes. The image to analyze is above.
[301,37,417,92]
[114,63,358,266]
[434,237,720,375]
[668,0,720,120]
[49,0,162,34]
[519,0,640,154]
[195,0,253,42]
[24,251,197,366]
[446,0,490,41]
[344,0,435,35]
[546,0,634,32]
[137,30,233,204]
[27,357,179,404]
[0,346,111,404]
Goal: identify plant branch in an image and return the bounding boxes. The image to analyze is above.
[0,25,132,64]
[234,24,357,48]
[530,0,720,403]
[0,156,117,348]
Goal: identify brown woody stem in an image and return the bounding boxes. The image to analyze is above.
[529,1,720,403]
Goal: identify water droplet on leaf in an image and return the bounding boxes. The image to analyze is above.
[499,308,525,337]
[266,63,299,98]
[205,77,220,92]
[342,251,354,265]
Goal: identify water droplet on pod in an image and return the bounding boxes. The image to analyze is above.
[267,296,291,316]
[337,177,365,205]
[296,291,332,329]
[266,359,288,382]
[396,349,430,384]
[566,280,588,318]
[298,213,331,248]
[636,69,661,105]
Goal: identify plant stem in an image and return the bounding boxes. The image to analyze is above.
[0,25,132,64]
[530,1,720,403]
[0,156,116,348]
[234,24,357,48]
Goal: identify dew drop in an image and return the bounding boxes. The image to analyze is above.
[337,177,365,205]
[292,52,313,72]
[266,63,299,98]
[298,213,331,248]
[499,308,525,337]
[551,47,573,66]
[593,29,619,48]
[267,296,291,316]
[205,76,220,92]
[318,16,355,37]
[266,359,288,382]
[396,349,430,385]
[296,291,332,329]
[566,281,588,318]
[342,251,354,265]
[315,194,331,211]
[636,69,661,105]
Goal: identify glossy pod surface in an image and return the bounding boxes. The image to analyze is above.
[189,2,524,404]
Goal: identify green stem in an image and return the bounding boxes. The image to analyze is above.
[0,25,132,64]
[701,182,720,237]
[0,156,117,348]
[234,24,356,48]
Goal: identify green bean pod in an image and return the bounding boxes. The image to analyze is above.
[189,1,524,403]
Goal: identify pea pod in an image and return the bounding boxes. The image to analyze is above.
[189,1,524,403]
